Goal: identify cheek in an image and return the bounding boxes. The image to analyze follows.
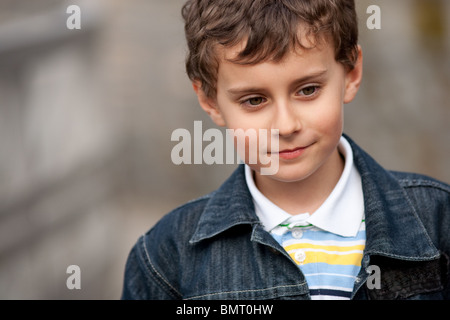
[307,96,343,135]
[219,107,268,132]
[316,86,345,132]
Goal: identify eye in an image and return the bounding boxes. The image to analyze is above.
[242,96,266,107]
[298,86,319,97]
[248,97,264,105]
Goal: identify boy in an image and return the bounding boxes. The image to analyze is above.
[122,0,450,300]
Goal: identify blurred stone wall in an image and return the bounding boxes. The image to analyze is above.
[0,0,448,299]
[348,0,450,181]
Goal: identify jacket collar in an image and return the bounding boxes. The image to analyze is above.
[346,134,440,260]
[189,167,260,244]
[190,134,440,261]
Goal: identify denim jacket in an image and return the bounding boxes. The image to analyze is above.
[121,135,450,300]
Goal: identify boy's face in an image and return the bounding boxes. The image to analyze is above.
[194,37,362,186]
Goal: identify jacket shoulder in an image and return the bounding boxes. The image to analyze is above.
[390,170,450,193]
[121,192,214,299]
[390,171,450,251]
[142,191,215,255]
[389,170,450,210]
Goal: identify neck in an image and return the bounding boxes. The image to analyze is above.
[253,149,344,215]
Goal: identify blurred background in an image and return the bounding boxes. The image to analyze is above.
[0,0,448,299]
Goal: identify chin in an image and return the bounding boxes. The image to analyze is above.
[257,163,316,183]
[272,172,314,183]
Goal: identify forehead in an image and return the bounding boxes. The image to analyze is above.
[216,38,337,86]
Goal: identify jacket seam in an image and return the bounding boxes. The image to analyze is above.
[364,250,440,261]
[184,283,306,300]
[140,235,182,299]
[397,179,450,194]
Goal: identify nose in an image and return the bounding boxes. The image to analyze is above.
[271,99,302,137]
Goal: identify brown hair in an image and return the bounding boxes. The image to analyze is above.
[182,0,359,98]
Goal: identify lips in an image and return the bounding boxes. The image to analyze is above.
[271,143,313,160]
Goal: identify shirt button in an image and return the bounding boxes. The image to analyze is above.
[294,250,306,264]
[292,228,303,239]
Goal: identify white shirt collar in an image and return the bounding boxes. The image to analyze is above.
[245,136,365,237]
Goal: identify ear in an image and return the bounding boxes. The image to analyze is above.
[192,81,226,127]
[343,45,363,104]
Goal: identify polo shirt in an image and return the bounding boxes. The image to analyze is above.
[245,136,366,299]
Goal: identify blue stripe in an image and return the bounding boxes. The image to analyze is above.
[298,263,361,276]
[272,229,366,244]
[296,229,366,242]
[302,273,356,290]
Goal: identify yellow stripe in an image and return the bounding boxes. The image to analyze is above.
[289,251,363,266]
[284,243,365,253]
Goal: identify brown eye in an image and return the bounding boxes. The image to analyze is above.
[248,97,264,106]
[300,86,318,96]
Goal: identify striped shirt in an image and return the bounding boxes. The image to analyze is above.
[245,136,366,300]
[270,215,365,300]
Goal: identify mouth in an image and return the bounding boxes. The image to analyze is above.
[270,144,313,160]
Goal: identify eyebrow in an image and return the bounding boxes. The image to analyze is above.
[226,69,328,96]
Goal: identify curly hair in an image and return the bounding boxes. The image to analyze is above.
[182,0,359,98]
